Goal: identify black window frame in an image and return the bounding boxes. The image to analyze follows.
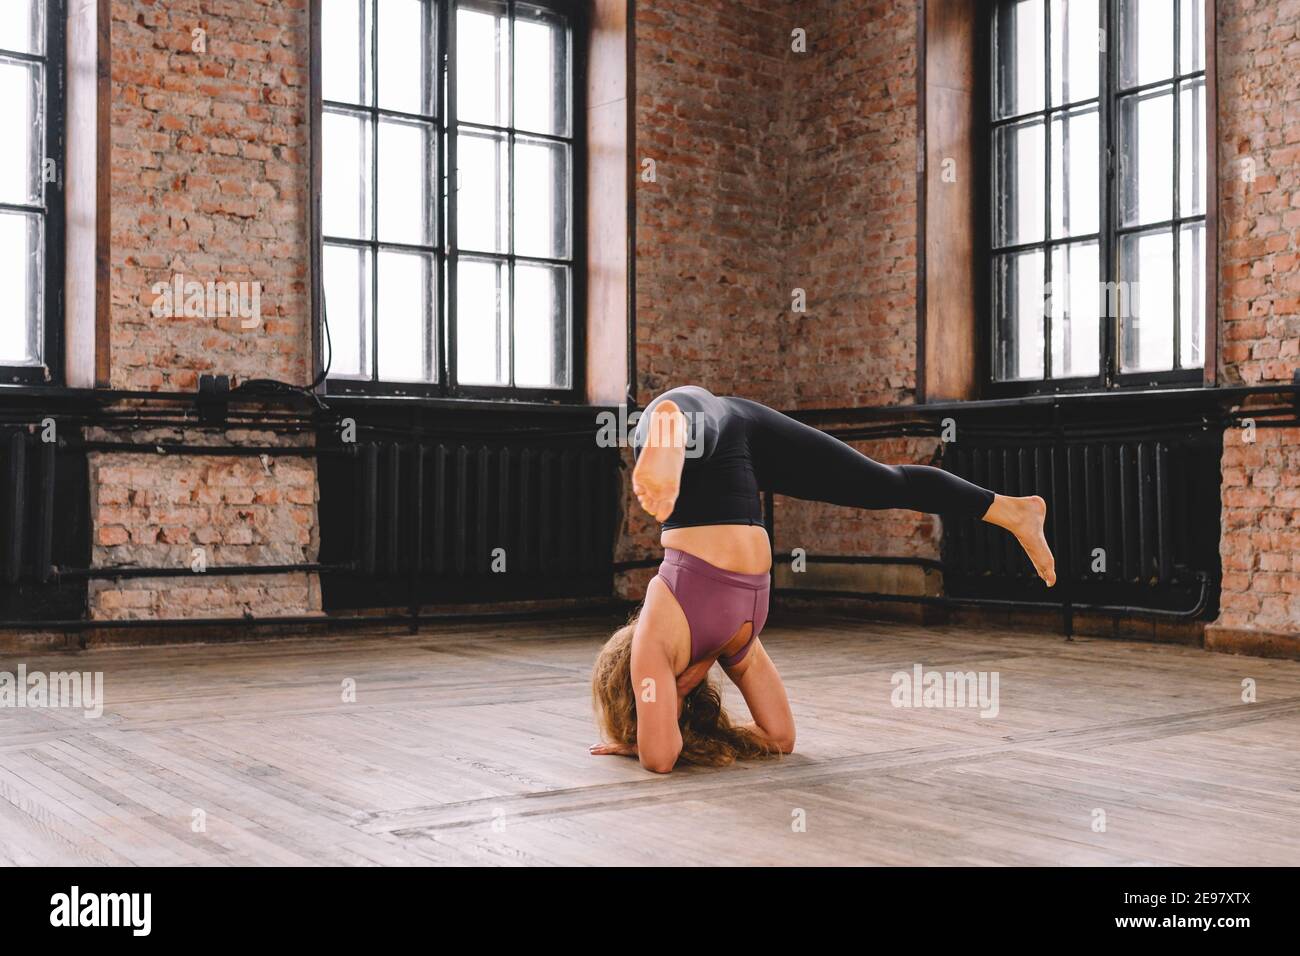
[0,0,66,388]
[311,0,587,403]
[986,0,1208,398]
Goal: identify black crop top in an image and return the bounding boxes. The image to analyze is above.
[631,385,764,530]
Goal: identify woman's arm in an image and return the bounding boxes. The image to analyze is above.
[723,640,796,754]
[629,639,681,772]
[626,578,688,772]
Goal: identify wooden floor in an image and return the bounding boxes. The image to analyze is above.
[3,614,1299,866]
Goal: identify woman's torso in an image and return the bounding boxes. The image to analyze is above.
[655,524,770,674]
[660,524,772,574]
[636,387,774,668]
[635,386,768,541]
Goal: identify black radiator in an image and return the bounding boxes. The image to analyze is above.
[0,426,90,619]
[941,424,1222,615]
[318,438,622,610]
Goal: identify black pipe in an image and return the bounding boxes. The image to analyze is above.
[0,579,1210,636]
[613,553,947,573]
[2,400,1294,455]
[0,598,631,634]
[771,552,945,572]
[0,381,628,416]
[612,557,659,571]
[776,573,1210,622]
[408,444,425,628]
[51,562,354,582]
[35,440,55,585]
[788,382,1300,425]
[0,383,1293,433]
[359,442,378,576]
[6,432,26,585]
[71,441,342,457]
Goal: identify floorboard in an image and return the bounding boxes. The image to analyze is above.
[2,615,1298,866]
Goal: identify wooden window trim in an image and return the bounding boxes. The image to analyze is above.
[917,0,1218,403]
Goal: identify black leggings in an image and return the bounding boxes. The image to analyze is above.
[736,397,996,518]
[636,386,997,528]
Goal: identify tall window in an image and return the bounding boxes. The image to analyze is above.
[0,0,63,385]
[319,0,580,398]
[991,0,1206,390]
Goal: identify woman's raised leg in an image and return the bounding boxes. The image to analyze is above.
[738,398,1056,586]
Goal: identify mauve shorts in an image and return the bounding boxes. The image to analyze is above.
[656,548,770,668]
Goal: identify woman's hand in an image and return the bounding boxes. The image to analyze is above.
[589,742,637,757]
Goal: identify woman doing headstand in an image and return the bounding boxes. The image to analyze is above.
[590,385,1056,773]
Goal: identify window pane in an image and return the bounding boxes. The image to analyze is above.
[457,128,508,253]
[0,0,42,56]
[1050,105,1099,238]
[378,119,434,245]
[1118,87,1173,227]
[1118,228,1174,373]
[995,0,1045,118]
[994,119,1045,246]
[995,250,1045,380]
[457,258,509,385]
[378,0,434,115]
[1179,0,1205,74]
[1179,222,1205,369]
[514,138,568,259]
[1119,0,1174,88]
[457,1,510,127]
[322,0,371,106]
[0,60,43,206]
[1179,78,1206,218]
[514,5,568,137]
[322,110,373,240]
[377,250,435,382]
[0,211,42,365]
[1049,241,1100,378]
[1050,0,1099,105]
[514,263,569,388]
[322,243,372,378]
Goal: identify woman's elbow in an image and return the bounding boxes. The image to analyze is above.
[639,747,680,774]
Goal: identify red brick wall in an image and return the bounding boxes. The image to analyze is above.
[110,0,312,391]
[784,0,919,409]
[1217,425,1300,634]
[625,0,931,590]
[1211,0,1300,642]
[633,0,795,406]
[775,0,930,564]
[95,0,318,619]
[87,428,319,621]
[633,0,920,410]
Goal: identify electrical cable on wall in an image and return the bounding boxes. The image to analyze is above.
[230,135,333,410]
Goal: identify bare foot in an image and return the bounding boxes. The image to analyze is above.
[984,494,1057,587]
[632,401,686,521]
